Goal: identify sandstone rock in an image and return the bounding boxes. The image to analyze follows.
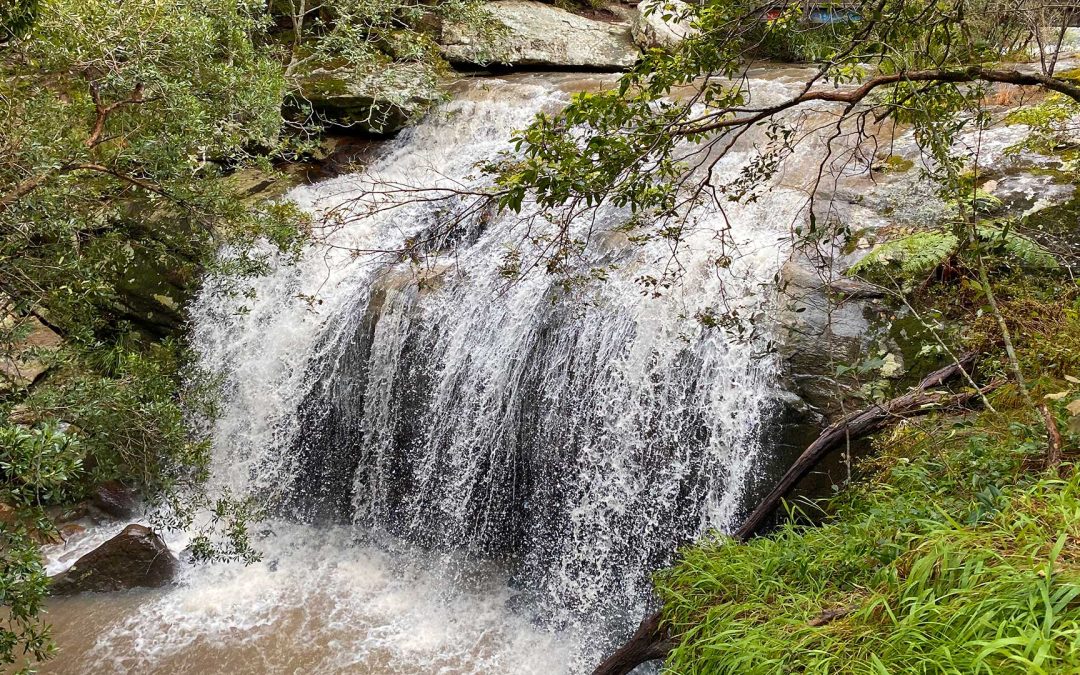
[440,1,639,71]
[49,524,178,595]
[631,0,696,49]
[295,62,441,135]
[0,314,63,390]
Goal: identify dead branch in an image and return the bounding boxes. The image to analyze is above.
[1039,403,1064,467]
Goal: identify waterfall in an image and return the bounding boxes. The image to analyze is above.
[194,72,807,664]
[47,72,817,674]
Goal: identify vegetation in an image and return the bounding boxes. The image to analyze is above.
[2,0,1079,672]
[0,0,490,669]
[659,273,1080,673]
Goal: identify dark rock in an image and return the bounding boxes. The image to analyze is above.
[294,63,441,135]
[49,524,178,595]
[91,480,139,519]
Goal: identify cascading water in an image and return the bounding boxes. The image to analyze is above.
[40,71,823,674]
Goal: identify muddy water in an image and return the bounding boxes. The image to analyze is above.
[40,523,570,674]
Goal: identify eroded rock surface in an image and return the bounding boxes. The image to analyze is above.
[441,1,639,71]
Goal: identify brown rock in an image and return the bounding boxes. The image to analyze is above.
[0,314,63,390]
[58,523,86,541]
[91,480,139,519]
[49,524,178,595]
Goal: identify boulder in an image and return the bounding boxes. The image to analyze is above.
[440,1,639,71]
[0,314,63,391]
[49,524,178,595]
[295,62,441,135]
[632,0,696,50]
[91,480,139,519]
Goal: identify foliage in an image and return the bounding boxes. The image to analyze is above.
[275,0,489,131]
[0,0,309,340]
[848,225,1058,292]
[660,438,1080,673]
[0,0,317,668]
[0,424,81,670]
[658,231,1080,672]
[487,0,1079,287]
[848,230,960,291]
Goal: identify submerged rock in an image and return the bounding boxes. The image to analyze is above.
[50,524,177,595]
[440,1,639,71]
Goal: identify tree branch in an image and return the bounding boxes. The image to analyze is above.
[680,68,1080,136]
[86,81,145,148]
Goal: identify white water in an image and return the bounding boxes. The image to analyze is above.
[44,72,825,673]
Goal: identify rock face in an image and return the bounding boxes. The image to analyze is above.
[295,63,441,135]
[775,255,889,419]
[440,1,639,71]
[49,524,177,595]
[631,0,696,49]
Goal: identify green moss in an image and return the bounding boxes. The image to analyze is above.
[1020,189,1080,235]
[879,155,915,173]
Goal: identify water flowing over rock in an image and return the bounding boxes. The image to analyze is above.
[188,72,811,665]
[440,1,639,71]
[49,524,177,595]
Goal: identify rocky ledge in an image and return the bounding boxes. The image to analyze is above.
[440,1,640,71]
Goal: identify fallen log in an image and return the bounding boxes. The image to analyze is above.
[733,352,988,540]
[592,609,673,675]
[592,353,995,675]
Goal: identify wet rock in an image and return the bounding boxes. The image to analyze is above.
[440,1,639,71]
[631,0,696,49]
[49,524,178,595]
[0,314,63,391]
[91,480,139,519]
[58,523,86,541]
[776,258,885,418]
[294,62,441,135]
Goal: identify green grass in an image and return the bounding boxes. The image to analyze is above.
[657,279,1080,674]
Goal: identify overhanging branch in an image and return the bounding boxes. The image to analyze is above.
[679,67,1080,136]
